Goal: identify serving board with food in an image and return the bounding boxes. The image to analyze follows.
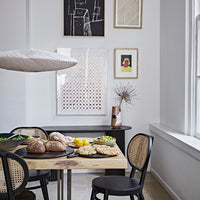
[15,146,74,159]
[14,131,119,159]
[67,144,120,158]
[15,132,74,158]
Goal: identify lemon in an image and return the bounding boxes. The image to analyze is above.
[74,138,83,147]
[83,139,89,146]
[73,138,78,143]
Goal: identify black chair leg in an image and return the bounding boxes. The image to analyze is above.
[138,192,144,200]
[104,190,108,200]
[130,195,135,200]
[90,189,98,200]
[40,177,49,200]
[90,189,95,200]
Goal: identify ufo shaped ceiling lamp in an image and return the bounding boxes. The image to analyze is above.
[0,0,77,72]
[0,49,77,72]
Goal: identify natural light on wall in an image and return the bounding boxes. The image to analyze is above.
[196,18,200,137]
[195,0,200,138]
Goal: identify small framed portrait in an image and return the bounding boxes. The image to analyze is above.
[114,0,143,29]
[114,48,138,79]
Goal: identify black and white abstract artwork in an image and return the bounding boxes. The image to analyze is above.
[64,0,104,36]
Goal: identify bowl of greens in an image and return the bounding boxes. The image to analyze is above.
[0,133,28,152]
[94,136,116,146]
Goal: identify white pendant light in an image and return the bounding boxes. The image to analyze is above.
[0,0,77,72]
[0,49,77,72]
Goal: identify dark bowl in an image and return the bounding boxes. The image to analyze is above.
[0,133,28,152]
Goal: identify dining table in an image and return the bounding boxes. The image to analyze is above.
[14,144,127,200]
[42,125,131,177]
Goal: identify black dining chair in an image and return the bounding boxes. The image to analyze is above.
[90,133,154,200]
[0,152,36,200]
[10,127,50,200]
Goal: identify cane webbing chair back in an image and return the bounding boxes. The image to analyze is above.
[0,159,24,193]
[0,152,29,199]
[90,133,154,200]
[127,134,150,170]
[10,127,50,200]
[11,127,48,140]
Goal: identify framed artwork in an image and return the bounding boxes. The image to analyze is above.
[114,0,143,29]
[63,0,105,36]
[57,48,107,115]
[114,48,138,79]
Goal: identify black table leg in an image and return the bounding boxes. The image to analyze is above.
[105,130,125,176]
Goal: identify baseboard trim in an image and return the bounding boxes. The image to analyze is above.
[151,167,181,200]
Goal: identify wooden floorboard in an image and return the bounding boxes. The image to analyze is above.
[29,172,173,200]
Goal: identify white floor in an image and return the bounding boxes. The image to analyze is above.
[29,173,130,200]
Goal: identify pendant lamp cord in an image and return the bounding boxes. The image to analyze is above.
[26,0,32,50]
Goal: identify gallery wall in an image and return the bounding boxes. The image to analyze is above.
[0,0,160,170]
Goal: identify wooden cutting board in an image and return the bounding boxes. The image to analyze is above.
[15,147,74,159]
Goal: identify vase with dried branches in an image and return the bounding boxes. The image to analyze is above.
[111,82,137,128]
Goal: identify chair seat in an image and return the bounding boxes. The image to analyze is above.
[16,190,36,200]
[92,175,142,196]
[28,170,50,182]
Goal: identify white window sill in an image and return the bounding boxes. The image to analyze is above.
[149,123,200,161]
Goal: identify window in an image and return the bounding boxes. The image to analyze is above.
[56,48,107,115]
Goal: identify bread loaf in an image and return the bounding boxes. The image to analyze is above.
[64,136,74,145]
[48,132,66,145]
[27,140,46,153]
[48,132,73,146]
[45,141,66,152]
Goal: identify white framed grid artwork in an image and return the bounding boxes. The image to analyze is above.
[57,48,107,115]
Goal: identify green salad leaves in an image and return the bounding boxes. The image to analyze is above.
[0,134,25,141]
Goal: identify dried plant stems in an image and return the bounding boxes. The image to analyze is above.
[114,82,137,108]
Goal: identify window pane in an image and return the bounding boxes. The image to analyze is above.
[197,78,200,134]
[197,20,200,76]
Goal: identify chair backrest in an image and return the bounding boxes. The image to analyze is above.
[10,127,48,140]
[0,152,29,200]
[127,133,154,185]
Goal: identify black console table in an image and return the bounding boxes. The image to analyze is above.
[42,125,131,177]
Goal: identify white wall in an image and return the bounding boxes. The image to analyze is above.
[151,0,200,199]
[151,133,200,200]
[160,0,186,132]
[0,0,160,170]
[0,0,27,131]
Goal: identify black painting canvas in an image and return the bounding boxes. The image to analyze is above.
[64,0,104,36]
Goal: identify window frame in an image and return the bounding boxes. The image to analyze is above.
[195,14,200,138]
